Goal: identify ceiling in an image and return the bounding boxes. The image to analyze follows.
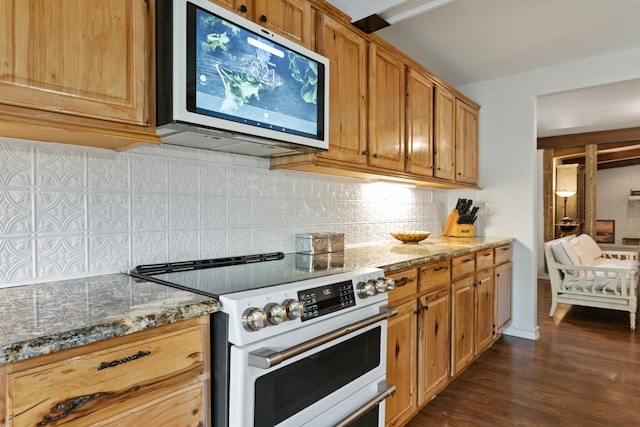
[326,0,640,139]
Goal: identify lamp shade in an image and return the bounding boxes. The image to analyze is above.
[555,190,576,198]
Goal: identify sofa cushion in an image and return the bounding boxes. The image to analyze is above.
[560,240,582,265]
[592,258,639,270]
[573,234,603,262]
[551,240,575,265]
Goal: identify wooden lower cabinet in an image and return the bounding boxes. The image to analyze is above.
[475,268,495,355]
[0,317,210,426]
[417,287,450,406]
[385,245,512,425]
[494,260,513,333]
[450,275,475,377]
[385,299,418,426]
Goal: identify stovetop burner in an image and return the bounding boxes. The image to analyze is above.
[130,252,351,297]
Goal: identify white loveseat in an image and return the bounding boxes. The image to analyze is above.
[544,234,640,329]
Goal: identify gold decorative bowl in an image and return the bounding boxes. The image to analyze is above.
[391,231,431,244]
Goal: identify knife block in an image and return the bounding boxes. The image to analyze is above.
[442,210,475,237]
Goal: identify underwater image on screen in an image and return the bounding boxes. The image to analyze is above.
[193,7,320,139]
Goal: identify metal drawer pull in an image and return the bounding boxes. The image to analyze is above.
[462,257,473,263]
[335,381,396,427]
[97,350,151,370]
[394,277,408,286]
[248,306,398,369]
[433,266,447,271]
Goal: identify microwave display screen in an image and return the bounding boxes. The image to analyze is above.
[186,3,325,142]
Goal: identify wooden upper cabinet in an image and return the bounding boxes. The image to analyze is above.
[0,0,159,150]
[368,43,405,171]
[214,0,239,13]
[455,99,479,184]
[216,0,312,47]
[433,85,456,181]
[405,68,435,176]
[255,0,312,47]
[315,12,367,165]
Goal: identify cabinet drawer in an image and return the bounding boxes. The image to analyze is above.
[419,260,451,293]
[452,254,475,279]
[475,249,494,271]
[7,325,204,426]
[92,383,205,426]
[494,243,513,265]
[387,268,419,305]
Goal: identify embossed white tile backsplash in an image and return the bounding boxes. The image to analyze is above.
[0,137,448,286]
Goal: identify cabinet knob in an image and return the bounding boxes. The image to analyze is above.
[361,150,368,156]
[239,4,247,13]
[260,14,268,23]
[372,153,379,158]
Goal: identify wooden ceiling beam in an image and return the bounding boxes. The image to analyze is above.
[537,127,640,149]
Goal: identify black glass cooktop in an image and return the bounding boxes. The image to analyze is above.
[129,252,350,297]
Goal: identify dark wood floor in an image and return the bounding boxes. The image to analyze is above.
[406,279,640,426]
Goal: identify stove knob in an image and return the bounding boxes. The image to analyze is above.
[357,280,376,298]
[374,277,395,293]
[265,303,286,325]
[375,278,388,294]
[385,278,395,291]
[242,307,267,331]
[283,299,304,320]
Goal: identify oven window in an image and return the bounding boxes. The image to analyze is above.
[254,326,381,427]
[351,405,379,427]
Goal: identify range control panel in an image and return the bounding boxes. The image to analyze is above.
[298,280,356,321]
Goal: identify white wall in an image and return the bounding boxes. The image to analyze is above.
[0,137,448,287]
[457,48,640,340]
[597,164,640,248]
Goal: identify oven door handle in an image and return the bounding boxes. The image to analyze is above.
[335,380,396,427]
[248,306,398,369]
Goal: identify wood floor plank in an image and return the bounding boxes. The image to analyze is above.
[405,279,640,426]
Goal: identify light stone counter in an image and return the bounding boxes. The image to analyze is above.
[0,236,513,365]
[0,274,219,365]
[342,236,515,272]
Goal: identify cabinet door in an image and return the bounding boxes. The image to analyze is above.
[406,68,435,176]
[475,269,494,355]
[451,276,474,377]
[494,261,512,333]
[418,287,450,406]
[385,300,417,426]
[315,13,368,165]
[254,0,311,47]
[433,85,456,181]
[368,44,405,171]
[0,0,155,149]
[213,0,245,15]
[455,99,479,184]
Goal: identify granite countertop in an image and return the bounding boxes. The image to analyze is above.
[341,236,515,272]
[0,274,220,365]
[0,236,513,366]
